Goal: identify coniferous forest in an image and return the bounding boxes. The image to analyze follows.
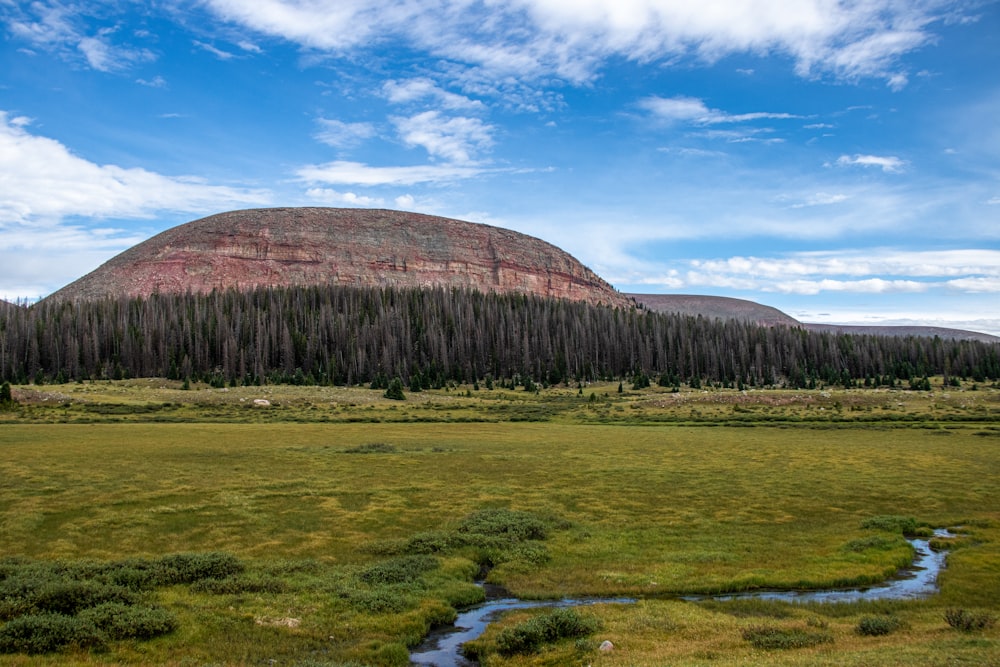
[1,285,997,389]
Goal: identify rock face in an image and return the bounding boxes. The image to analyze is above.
[48,208,630,308]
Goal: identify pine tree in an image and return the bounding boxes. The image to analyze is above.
[384,377,406,400]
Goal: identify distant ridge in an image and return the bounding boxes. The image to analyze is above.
[628,294,799,327]
[801,323,1000,344]
[630,293,998,343]
[47,208,631,308]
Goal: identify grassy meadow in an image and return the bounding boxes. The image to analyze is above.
[0,380,998,665]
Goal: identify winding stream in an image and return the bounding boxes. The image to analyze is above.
[409,530,952,666]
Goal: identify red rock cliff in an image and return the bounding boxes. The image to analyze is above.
[48,208,630,308]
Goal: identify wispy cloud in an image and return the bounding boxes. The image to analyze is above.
[0,112,270,224]
[639,96,800,124]
[296,160,490,186]
[314,118,377,149]
[392,111,494,163]
[6,3,154,72]
[383,78,484,111]
[833,154,908,173]
[201,0,965,87]
[305,188,384,206]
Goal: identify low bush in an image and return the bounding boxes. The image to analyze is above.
[859,515,924,536]
[78,602,177,640]
[856,614,904,636]
[0,612,104,654]
[154,552,244,585]
[190,572,288,594]
[495,607,600,656]
[358,555,439,586]
[944,608,996,632]
[742,625,834,650]
[457,509,548,541]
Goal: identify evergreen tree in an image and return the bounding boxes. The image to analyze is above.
[384,377,406,400]
[0,381,13,406]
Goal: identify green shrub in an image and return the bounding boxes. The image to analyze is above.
[457,509,548,541]
[190,572,288,594]
[945,608,996,632]
[742,625,834,650]
[358,555,439,586]
[859,515,922,536]
[342,587,414,613]
[403,530,466,554]
[78,602,177,640]
[856,615,904,636]
[154,552,244,584]
[495,608,600,656]
[0,612,104,654]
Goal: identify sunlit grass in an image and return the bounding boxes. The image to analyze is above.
[0,381,997,664]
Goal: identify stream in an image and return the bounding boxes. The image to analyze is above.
[409,530,952,666]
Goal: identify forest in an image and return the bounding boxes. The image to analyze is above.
[1,286,997,389]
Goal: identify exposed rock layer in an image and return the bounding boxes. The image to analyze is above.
[49,208,630,308]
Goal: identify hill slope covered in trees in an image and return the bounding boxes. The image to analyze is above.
[3,285,997,389]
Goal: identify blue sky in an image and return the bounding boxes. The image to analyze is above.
[2,1,998,335]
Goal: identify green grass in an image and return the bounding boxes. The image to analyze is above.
[0,381,997,664]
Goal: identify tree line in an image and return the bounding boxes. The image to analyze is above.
[0,285,997,388]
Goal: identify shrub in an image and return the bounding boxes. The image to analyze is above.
[945,608,996,632]
[154,552,244,585]
[742,625,833,650]
[495,608,600,656]
[856,615,904,636]
[859,515,922,536]
[342,587,414,614]
[190,573,288,594]
[358,555,439,586]
[457,509,548,541]
[78,602,177,640]
[384,377,405,400]
[0,612,104,654]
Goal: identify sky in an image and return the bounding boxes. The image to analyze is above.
[1,0,999,336]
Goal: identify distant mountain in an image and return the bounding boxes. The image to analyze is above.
[801,323,1000,344]
[47,208,631,308]
[630,293,998,343]
[628,294,799,327]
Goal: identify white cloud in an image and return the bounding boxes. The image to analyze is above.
[789,192,850,208]
[7,3,154,72]
[136,75,167,88]
[0,112,273,298]
[194,40,236,60]
[392,111,494,163]
[201,0,959,86]
[0,113,271,223]
[639,96,799,124]
[296,160,489,185]
[769,278,928,295]
[834,154,908,172]
[383,78,484,111]
[305,188,384,206]
[691,249,1000,281]
[315,118,377,149]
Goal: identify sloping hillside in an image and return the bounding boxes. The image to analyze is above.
[47,208,631,308]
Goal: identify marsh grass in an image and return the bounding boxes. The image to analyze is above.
[0,382,997,664]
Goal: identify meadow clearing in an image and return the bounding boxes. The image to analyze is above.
[0,380,997,665]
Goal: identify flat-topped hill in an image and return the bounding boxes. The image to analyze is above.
[47,208,630,308]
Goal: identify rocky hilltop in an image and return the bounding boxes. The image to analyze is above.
[48,208,631,308]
